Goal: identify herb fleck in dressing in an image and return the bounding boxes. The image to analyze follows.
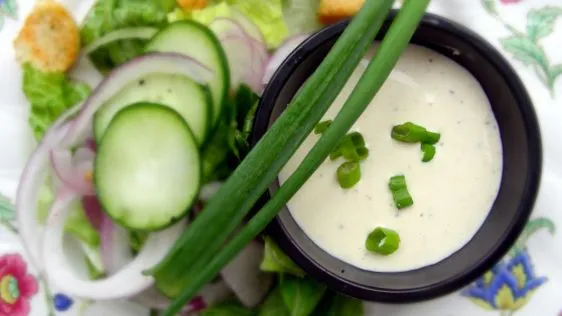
[278,45,503,272]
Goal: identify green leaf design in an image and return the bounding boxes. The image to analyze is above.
[550,64,562,82]
[508,217,555,257]
[280,275,326,316]
[500,35,550,68]
[526,6,562,41]
[0,0,18,19]
[0,194,15,222]
[481,0,498,15]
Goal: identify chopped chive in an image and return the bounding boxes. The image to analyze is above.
[365,227,400,255]
[356,147,369,160]
[330,131,367,161]
[388,175,406,191]
[389,175,413,209]
[348,132,365,148]
[337,161,361,189]
[422,131,440,145]
[421,143,436,162]
[391,122,440,145]
[342,146,369,161]
[392,188,414,209]
[329,149,342,161]
[314,120,333,134]
[391,122,426,143]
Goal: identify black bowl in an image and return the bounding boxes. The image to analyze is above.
[250,11,542,303]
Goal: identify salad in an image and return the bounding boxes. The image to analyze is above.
[13,0,370,314]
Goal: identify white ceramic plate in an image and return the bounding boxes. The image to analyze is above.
[0,0,560,315]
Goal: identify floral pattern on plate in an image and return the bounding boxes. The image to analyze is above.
[0,0,561,315]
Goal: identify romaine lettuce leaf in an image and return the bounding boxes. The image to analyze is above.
[260,236,305,277]
[81,0,173,72]
[22,64,91,140]
[282,0,323,36]
[190,2,232,25]
[226,0,288,48]
[171,0,289,48]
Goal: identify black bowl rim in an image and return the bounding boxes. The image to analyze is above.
[251,11,542,303]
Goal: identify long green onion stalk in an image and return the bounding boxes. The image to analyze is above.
[162,1,431,314]
[150,0,396,298]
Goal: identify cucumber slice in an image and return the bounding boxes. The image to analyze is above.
[94,74,212,146]
[146,21,230,127]
[95,103,201,231]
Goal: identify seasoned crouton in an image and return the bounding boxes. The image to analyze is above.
[318,0,364,25]
[13,0,80,72]
[177,0,208,11]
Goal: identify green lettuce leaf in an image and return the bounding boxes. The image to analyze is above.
[65,200,101,248]
[311,292,364,316]
[259,287,290,316]
[282,0,323,36]
[22,64,91,140]
[200,300,256,316]
[280,275,326,316]
[226,0,288,48]
[171,0,289,48]
[201,84,259,182]
[81,0,173,72]
[260,236,305,277]
[190,2,233,25]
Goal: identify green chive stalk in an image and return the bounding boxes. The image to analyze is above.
[151,0,396,298]
[163,1,431,314]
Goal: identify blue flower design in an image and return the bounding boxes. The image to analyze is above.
[462,250,546,311]
[53,293,73,312]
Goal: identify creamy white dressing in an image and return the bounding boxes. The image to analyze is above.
[278,44,503,272]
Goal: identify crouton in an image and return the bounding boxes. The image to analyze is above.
[13,0,80,72]
[318,0,364,25]
[177,0,208,11]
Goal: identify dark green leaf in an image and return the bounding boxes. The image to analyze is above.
[200,300,256,316]
[500,35,550,70]
[312,291,364,316]
[259,287,290,316]
[526,6,562,41]
[281,275,326,316]
[81,0,170,72]
[202,85,259,181]
[509,217,556,257]
[22,64,91,140]
[260,236,305,277]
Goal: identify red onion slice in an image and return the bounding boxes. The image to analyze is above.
[50,148,94,196]
[100,214,133,275]
[220,241,273,307]
[263,34,311,85]
[43,191,186,300]
[210,18,268,94]
[16,105,81,271]
[230,8,266,44]
[82,195,103,231]
[62,53,214,147]
[133,281,232,313]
